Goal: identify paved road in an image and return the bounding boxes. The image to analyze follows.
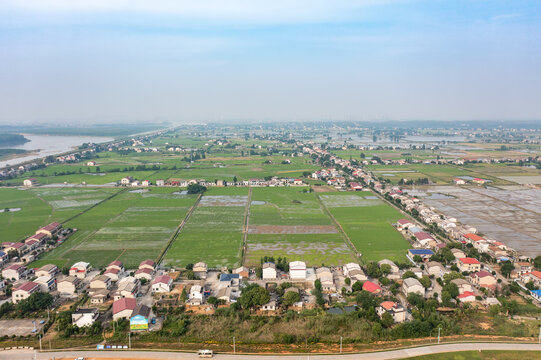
[3,342,541,360]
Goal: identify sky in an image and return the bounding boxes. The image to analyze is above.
[0,0,540,124]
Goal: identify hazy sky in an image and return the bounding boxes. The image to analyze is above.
[1,0,540,124]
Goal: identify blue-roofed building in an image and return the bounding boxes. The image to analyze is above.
[219,273,240,287]
[531,290,541,302]
[408,226,423,234]
[408,249,435,260]
[0,251,6,262]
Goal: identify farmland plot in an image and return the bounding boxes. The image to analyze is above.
[0,187,118,242]
[245,187,355,267]
[320,192,410,263]
[31,188,197,269]
[163,187,249,268]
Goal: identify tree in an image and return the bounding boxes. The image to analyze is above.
[366,262,382,278]
[344,277,351,286]
[282,291,300,306]
[314,279,322,292]
[187,183,206,194]
[402,271,417,279]
[500,261,514,278]
[380,264,392,275]
[17,292,54,314]
[238,284,270,309]
[442,282,459,298]
[534,256,541,270]
[352,281,363,292]
[419,277,432,289]
[381,312,394,328]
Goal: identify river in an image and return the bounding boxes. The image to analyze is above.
[0,134,114,168]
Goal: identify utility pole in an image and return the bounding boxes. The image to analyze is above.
[538,326,541,344]
[340,336,342,353]
[129,332,131,349]
[437,326,441,344]
[39,334,42,351]
[233,336,236,354]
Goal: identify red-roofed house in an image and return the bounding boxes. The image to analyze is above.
[457,258,481,272]
[396,219,414,230]
[458,291,476,302]
[376,301,406,323]
[521,271,541,288]
[470,271,497,290]
[463,233,484,243]
[36,222,62,238]
[112,298,137,321]
[362,281,381,294]
[134,268,153,281]
[4,242,26,255]
[107,260,124,272]
[104,268,121,282]
[139,260,155,271]
[152,275,173,293]
[12,281,40,303]
[2,264,26,281]
[28,232,48,244]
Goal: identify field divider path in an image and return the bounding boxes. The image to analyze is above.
[367,187,446,245]
[156,193,202,266]
[241,187,253,266]
[61,187,128,225]
[316,194,360,262]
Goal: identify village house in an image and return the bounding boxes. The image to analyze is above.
[217,287,232,303]
[260,300,277,312]
[35,264,59,278]
[121,176,134,185]
[233,266,249,279]
[408,249,435,261]
[363,281,382,294]
[104,268,121,282]
[69,261,91,279]
[521,271,541,288]
[378,259,400,274]
[35,275,56,292]
[515,262,533,275]
[262,262,277,280]
[130,304,152,331]
[396,219,414,230]
[12,281,41,304]
[107,260,124,273]
[152,275,173,293]
[3,242,26,255]
[426,262,445,277]
[316,267,335,292]
[189,285,204,304]
[451,248,466,259]
[57,276,82,295]
[219,273,240,288]
[156,179,165,187]
[193,262,208,279]
[2,264,26,281]
[451,278,474,294]
[377,301,406,323]
[289,261,307,280]
[402,277,424,296]
[112,297,137,321]
[114,277,140,301]
[90,275,112,290]
[343,262,368,282]
[23,178,37,187]
[35,222,62,238]
[134,268,153,281]
[138,259,155,271]
[90,289,110,304]
[470,271,497,290]
[457,258,481,273]
[72,308,99,328]
[458,291,476,302]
